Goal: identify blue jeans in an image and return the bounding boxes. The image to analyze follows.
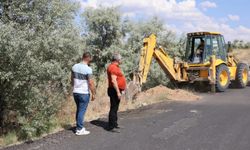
[73,93,90,130]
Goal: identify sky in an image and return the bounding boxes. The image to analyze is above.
[77,0,250,42]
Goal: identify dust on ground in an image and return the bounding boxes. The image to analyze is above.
[234,49,250,64]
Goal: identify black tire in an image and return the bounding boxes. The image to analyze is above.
[235,63,249,88]
[216,64,230,92]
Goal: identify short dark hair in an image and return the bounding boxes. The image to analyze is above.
[82,52,91,59]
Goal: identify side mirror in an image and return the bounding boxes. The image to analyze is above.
[227,41,233,53]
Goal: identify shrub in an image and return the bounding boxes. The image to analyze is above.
[0,0,82,139]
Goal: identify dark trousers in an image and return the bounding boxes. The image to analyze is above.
[108,87,120,128]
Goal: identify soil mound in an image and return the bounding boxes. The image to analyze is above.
[135,85,200,101]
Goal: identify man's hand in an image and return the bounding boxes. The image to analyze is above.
[197,49,201,55]
[117,92,122,100]
[91,94,95,101]
[88,78,96,101]
[71,72,74,87]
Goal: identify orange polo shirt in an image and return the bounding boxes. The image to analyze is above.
[107,62,126,90]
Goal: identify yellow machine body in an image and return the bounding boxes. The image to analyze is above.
[135,32,249,92]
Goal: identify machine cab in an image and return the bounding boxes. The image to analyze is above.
[185,32,227,64]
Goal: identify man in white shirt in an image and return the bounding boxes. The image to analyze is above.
[71,52,95,135]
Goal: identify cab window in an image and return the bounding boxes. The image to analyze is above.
[204,36,212,62]
[212,35,226,61]
[185,36,205,63]
[218,35,227,61]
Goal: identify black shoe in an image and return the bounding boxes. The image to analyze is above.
[115,125,124,129]
[107,126,120,133]
[106,126,114,131]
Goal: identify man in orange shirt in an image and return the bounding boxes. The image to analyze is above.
[107,53,126,131]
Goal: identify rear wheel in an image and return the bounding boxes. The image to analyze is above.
[235,63,249,88]
[216,64,230,92]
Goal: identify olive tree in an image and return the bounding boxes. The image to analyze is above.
[0,0,82,139]
[82,7,124,86]
[123,17,183,89]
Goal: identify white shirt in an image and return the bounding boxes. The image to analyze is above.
[72,63,92,94]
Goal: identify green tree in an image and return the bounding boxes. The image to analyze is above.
[121,17,165,79]
[0,0,82,139]
[245,42,250,49]
[82,7,123,86]
[123,17,183,89]
[232,39,239,49]
[239,40,244,49]
[81,7,183,89]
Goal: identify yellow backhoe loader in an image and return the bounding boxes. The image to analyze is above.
[133,32,249,92]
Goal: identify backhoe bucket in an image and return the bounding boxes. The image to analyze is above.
[124,73,142,100]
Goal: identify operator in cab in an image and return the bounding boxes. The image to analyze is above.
[196,39,205,62]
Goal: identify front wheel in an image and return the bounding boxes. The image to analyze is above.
[216,64,230,92]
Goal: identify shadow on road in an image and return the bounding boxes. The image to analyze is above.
[62,124,76,133]
[90,119,109,131]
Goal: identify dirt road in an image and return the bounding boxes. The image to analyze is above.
[3,87,250,150]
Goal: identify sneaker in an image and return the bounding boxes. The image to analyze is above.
[75,128,90,135]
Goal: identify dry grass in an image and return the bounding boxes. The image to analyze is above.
[0,138,3,147]
[57,82,200,128]
[0,132,18,148]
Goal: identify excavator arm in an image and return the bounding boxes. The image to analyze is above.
[129,32,249,95]
[136,34,181,85]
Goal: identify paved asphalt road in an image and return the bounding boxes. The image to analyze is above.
[3,87,250,150]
